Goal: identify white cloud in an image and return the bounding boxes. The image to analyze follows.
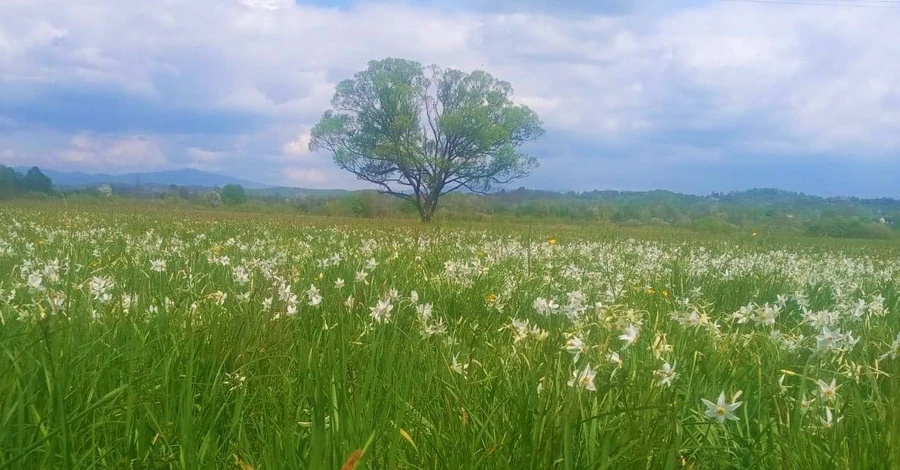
[653,3,900,154]
[239,0,293,10]
[1,0,900,190]
[186,147,221,163]
[51,134,166,170]
[279,164,371,189]
[282,166,328,185]
[181,147,222,171]
[282,127,312,157]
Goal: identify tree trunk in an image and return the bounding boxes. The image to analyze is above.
[415,199,432,222]
[417,194,438,222]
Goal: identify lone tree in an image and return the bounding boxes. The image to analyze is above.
[0,165,18,199]
[220,184,246,206]
[21,167,53,194]
[310,58,544,222]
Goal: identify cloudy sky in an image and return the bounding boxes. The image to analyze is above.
[2,0,900,197]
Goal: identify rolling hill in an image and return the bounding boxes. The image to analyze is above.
[13,167,267,189]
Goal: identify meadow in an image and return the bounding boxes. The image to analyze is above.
[1,205,900,469]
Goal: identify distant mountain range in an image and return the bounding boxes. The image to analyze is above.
[13,167,267,189]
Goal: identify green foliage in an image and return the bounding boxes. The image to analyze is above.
[0,165,54,198]
[220,184,246,206]
[40,181,900,242]
[202,191,222,207]
[20,167,53,194]
[344,192,375,218]
[0,165,17,199]
[310,57,544,221]
[805,216,894,239]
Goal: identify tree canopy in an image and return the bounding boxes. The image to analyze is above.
[0,165,53,198]
[310,57,544,221]
[220,184,246,206]
[21,167,53,194]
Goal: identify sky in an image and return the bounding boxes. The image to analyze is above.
[2,0,900,197]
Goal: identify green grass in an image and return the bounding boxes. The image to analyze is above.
[1,204,900,469]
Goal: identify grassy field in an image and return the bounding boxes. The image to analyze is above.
[2,205,900,469]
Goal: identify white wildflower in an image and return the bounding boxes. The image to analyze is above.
[619,325,639,347]
[567,363,597,392]
[563,336,588,362]
[701,391,743,423]
[654,362,677,388]
[150,259,166,273]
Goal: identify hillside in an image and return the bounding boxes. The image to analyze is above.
[13,167,267,189]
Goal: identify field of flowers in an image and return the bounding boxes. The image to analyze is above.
[2,207,900,469]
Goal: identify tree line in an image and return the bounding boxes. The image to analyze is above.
[280,188,900,239]
[11,177,900,239]
[0,165,54,199]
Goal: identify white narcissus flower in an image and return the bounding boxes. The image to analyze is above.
[731,304,754,324]
[89,276,115,304]
[755,303,779,326]
[533,297,551,315]
[817,378,838,402]
[27,272,45,292]
[450,353,469,377]
[233,266,250,285]
[416,303,433,321]
[563,336,587,362]
[511,319,530,343]
[306,284,322,307]
[423,318,446,337]
[150,259,166,272]
[651,333,673,359]
[547,299,560,312]
[816,327,842,352]
[369,298,393,323]
[276,281,293,302]
[654,362,677,388]
[701,391,743,423]
[619,325,639,347]
[42,259,60,283]
[799,394,814,414]
[334,278,345,289]
[208,291,227,306]
[567,364,597,392]
[776,294,788,307]
[821,407,840,429]
[47,291,66,314]
[607,351,624,379]
[879,332,900,361]
[608,351,623,368]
